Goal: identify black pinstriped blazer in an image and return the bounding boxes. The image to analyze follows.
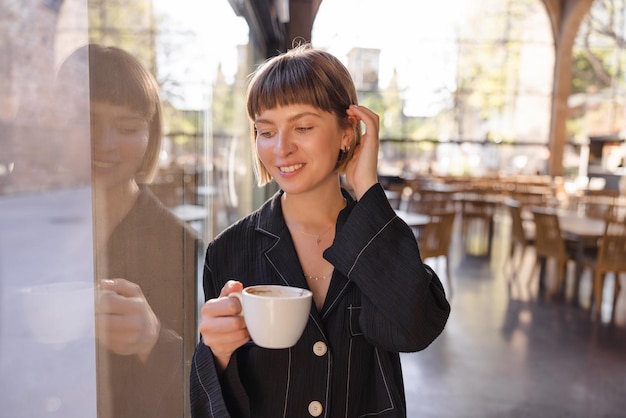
[190,183,450,418]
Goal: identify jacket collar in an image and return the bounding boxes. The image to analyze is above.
[252,189,356,316]
[254,190,309,289]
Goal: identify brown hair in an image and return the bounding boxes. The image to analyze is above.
[87,44,162,184]
[246,43,361,186]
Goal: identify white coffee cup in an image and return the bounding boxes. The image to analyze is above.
[229,285,312,349]
[18,281,94,346]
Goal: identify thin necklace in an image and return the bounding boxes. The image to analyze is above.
[290,223,334,246]
[306,268,334,281]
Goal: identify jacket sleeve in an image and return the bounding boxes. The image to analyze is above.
[189,341,232,418]
[324,183,451,352]
[190,247,251,418]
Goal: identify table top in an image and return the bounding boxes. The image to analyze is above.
[395,210,430,227]
[556,209,606,239]
[522,207,606,240]
[170,204,207,222]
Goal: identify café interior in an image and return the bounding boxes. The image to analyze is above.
[2,0,626,416]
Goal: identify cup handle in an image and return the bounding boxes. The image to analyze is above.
[228,292,244,316]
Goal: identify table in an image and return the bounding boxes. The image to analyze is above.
[395,210,430,229]
[558,209,605,299]
[170,204,207,222]
[530,208,605,302]
[170,204,207,238]
[558,209,606,240]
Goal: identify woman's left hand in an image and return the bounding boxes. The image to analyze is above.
[344,105,380,200]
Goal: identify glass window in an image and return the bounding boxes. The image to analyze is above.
[313,0,554,177]
[0,1,252,416]
[569,0,626,184]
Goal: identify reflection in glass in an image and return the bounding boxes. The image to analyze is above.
[60,44,201,417]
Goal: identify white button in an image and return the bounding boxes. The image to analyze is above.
[308,401,323,417]
[312,341,327,357]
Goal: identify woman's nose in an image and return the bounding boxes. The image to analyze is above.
[92,122,117,150]
[274,131,294,156]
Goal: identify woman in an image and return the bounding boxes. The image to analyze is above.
[190,44,450,418]
[60,44,201,417]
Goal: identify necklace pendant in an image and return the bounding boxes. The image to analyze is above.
[316,236,321,246]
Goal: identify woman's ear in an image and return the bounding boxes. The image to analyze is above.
[347,115,358,129]
[341,128,355,151]
[341,116,357,147]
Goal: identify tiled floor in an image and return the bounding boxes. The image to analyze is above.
[402,210,626,417]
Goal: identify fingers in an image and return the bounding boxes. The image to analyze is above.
[96,313,160,357]
[219,279,243,297]
[97,279,145,316]
[346,104,380,137]
[95,280,161,357]
[202,292,243,317]
[343,105,381,199]
[99,278,142,298]
[198,281,249,368]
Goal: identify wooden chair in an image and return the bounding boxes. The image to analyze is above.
[504,199,535,280]
[384,182,408,210]
[418,211,456,296]
[581,193,618,221]
[530,206,577,297]
[581,219,626,318]
[459,194,495,256]
[407,189,450,214]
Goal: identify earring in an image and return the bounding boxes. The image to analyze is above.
[338,147,347,161]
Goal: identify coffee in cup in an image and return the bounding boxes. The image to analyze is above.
[229,285,312,349]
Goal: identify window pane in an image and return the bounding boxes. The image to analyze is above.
[1,1,252,416]
[313,0,554,177]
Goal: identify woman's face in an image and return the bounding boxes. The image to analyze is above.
[254,104,351,194]
[90,101,149,190]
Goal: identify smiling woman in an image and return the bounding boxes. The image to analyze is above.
[190,44,450,418]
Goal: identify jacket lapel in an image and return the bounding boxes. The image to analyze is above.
[255,191,309,290]
[254,189,357,320]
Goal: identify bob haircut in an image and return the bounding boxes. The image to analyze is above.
[87,44,162,184]
[246,43,361,186]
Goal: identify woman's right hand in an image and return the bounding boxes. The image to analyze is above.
[199,280,250,371]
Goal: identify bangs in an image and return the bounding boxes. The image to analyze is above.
[247,52,348,119]
[89,47,158,120]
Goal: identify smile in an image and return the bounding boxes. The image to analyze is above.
[92,160,117,168]
[279,164,303,173]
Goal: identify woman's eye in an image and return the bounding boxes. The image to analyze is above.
[296,126,313,132]
[117,125,143,135]
[116,118,148,135]
[258,131,274,138]
[118,127,139,134]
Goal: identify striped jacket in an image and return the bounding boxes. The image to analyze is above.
[190,183,450,417]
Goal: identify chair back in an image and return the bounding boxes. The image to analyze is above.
[419,211,456,259]
[582,193,618,220]
[461,198,494,220]
[408,189,450,214]
[505,199,530,246]
[531,206,566,260]
[597,220,626,273]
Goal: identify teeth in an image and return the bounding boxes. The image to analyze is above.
[280,164,303,173]
[93,160,116,168]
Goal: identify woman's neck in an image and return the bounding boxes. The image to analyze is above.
[93,181,141,244]
[281,184,346,230]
